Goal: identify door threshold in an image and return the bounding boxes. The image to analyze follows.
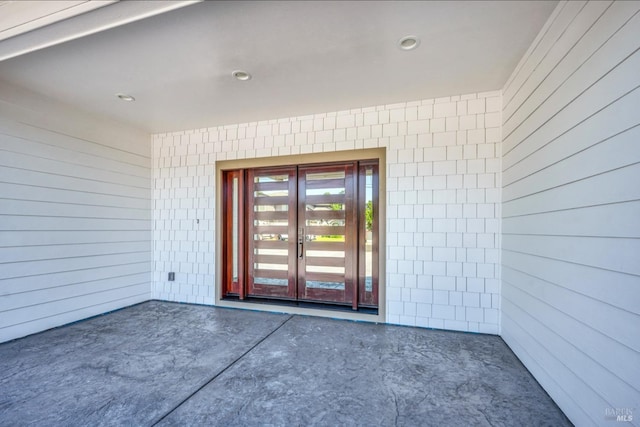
[222,296,378,316]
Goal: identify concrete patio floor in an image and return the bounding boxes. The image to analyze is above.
[0,301,571,426]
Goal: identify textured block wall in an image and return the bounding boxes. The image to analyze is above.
[152,91,502,334]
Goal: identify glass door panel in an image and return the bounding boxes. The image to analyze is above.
[297,164,357,305]
[358,161,379,307]
[222,170,244,296]
[247,167,297,298]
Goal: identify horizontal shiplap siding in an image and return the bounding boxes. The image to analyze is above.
[0,82,152,343]
[501,1,640,426]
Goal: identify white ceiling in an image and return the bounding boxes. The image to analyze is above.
[0,1,114,42]
[0,1,558,133]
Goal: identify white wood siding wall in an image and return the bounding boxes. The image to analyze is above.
[0,82,152,343]
[501,1,640,425]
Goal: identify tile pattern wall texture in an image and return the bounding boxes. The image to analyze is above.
[500,1,640,425]
[152,91,502,334]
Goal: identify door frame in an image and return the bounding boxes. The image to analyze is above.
[215,148,386,324]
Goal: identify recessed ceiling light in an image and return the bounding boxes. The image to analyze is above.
[398,36,420,51]
[232,70,251,81]
[116,93,135,101]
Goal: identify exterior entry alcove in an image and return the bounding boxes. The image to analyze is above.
[1,2,638,425]
[215,149,387,323]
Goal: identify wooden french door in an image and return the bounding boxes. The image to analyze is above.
[223,160,378,310]
[297,163,357,306]
[246,167,297,298]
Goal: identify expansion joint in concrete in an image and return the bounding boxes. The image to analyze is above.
[150,314,294,426]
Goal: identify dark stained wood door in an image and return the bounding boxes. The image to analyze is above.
[230,160,377,310]
[246,167,297,299]
[297,163,357,307]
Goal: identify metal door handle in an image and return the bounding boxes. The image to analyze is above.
[298,228,304,259]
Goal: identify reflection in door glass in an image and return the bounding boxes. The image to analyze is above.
[252,173,290,287]
[304,170,346,290]
[232,177,239,282]
[364,168,373,292]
